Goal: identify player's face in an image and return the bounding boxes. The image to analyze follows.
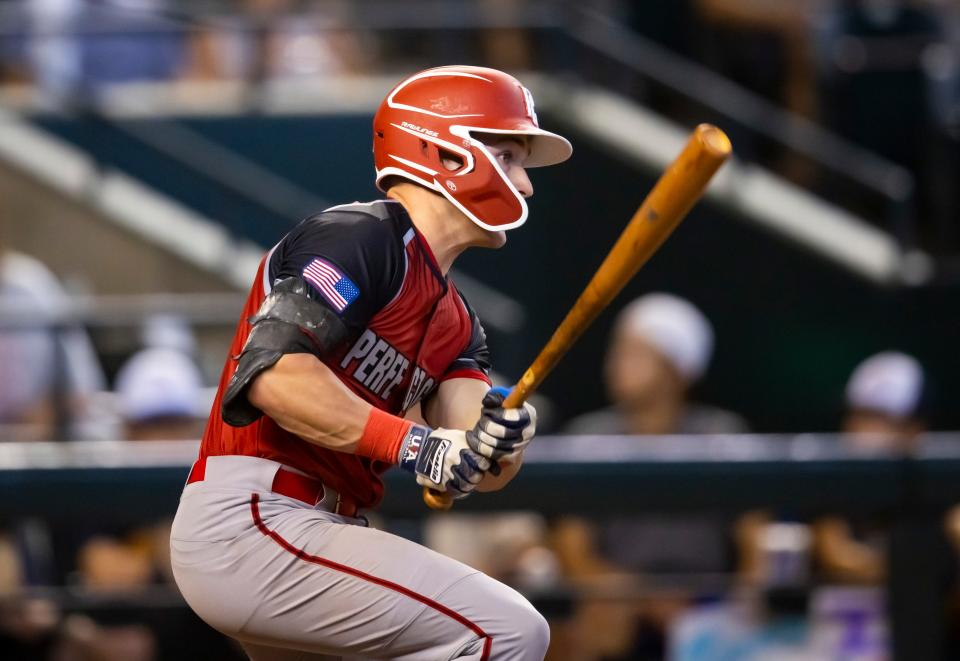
[479,136,534,200]
[436,135,533,249]
[468,135,532,248]
[605,331,683,408]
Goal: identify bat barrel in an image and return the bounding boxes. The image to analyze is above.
[699,124,733,159]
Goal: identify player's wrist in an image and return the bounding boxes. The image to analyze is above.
[397,424,432,475]
[357,408,423,465]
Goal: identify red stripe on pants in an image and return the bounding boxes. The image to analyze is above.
[249,494,492,660]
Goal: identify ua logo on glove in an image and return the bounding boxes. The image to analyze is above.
[402,426,426,464]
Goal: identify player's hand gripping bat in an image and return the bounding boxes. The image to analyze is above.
[424,124,732,511]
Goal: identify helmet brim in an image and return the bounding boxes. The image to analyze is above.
[522,128,573,168]
[455,125,573,168]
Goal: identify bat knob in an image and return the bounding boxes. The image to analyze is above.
[423,487,454,510]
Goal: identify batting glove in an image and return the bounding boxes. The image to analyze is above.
[468,387,537,461]
[398,425,492,499]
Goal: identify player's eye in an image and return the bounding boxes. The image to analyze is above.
[498,150,514,166]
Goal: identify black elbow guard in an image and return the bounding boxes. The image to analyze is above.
[222,277,350,427]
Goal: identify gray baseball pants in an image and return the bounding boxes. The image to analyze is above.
[169,455,549,660]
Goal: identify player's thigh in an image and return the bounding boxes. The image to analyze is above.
[238,502,481,658]
[245,500,548,660]
[174,492,483,658]
[173,492,547,660]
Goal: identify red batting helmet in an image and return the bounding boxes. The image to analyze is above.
[373,65,572,231]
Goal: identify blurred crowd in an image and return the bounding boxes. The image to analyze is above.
[0,0,956,252]
[0,0,958,659]
[0,0,372,94]
[0,0,534,100]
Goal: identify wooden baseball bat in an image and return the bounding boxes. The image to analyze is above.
[423,124,732,510]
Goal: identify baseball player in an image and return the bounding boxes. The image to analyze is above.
[170,65,572,660]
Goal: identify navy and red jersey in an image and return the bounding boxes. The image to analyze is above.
[200,200,491,508]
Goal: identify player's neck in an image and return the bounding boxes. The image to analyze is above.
[387,184,502,274]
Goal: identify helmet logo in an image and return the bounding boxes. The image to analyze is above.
[400,120,439,138]
[446,180,458,191]
[521,86,539,126]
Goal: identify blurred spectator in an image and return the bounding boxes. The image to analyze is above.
[0,247,106,441]
[695,0,821,118]
[676,351,919,660]
[478,0,533,71]
[75,0,186,88]
[0,528,157,660]
[740,351,928,601]
[76,328,205,593]
[814,351,928,585]
[185,0,372,83]
[555,294,747,660]
[670,593,812,661]
[670,585,889,660]
[115,345,205,442]
[842,350,927,452]
[565,292,747,435]
[424,513,553,585]
[0,596,156,661]
[0,0,82,97]
[140,313,196,356]
[8,0,188,104]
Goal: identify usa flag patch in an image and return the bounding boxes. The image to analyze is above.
[302,257,360,312]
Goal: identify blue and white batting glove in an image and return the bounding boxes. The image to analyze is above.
[398,425,492,499]
[468,387,537,461]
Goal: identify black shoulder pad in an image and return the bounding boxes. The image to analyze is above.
[253,277,350,349]
[221,277,350,427]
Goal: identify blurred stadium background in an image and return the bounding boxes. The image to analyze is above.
[0,0,959,659]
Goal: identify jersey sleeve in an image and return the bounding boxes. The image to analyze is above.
[268,209,404,333]
[442,292,492,385]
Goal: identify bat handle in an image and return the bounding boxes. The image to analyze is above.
[421,374,535,511]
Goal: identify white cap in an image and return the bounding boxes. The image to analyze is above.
[115,348,204,422]
[845,351,924,419]
[142,314,196,355]
[616,293,714,382]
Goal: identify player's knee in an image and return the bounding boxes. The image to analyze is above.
[516,604,550,655]
[496,597,549,658]
[463,573,550,658]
